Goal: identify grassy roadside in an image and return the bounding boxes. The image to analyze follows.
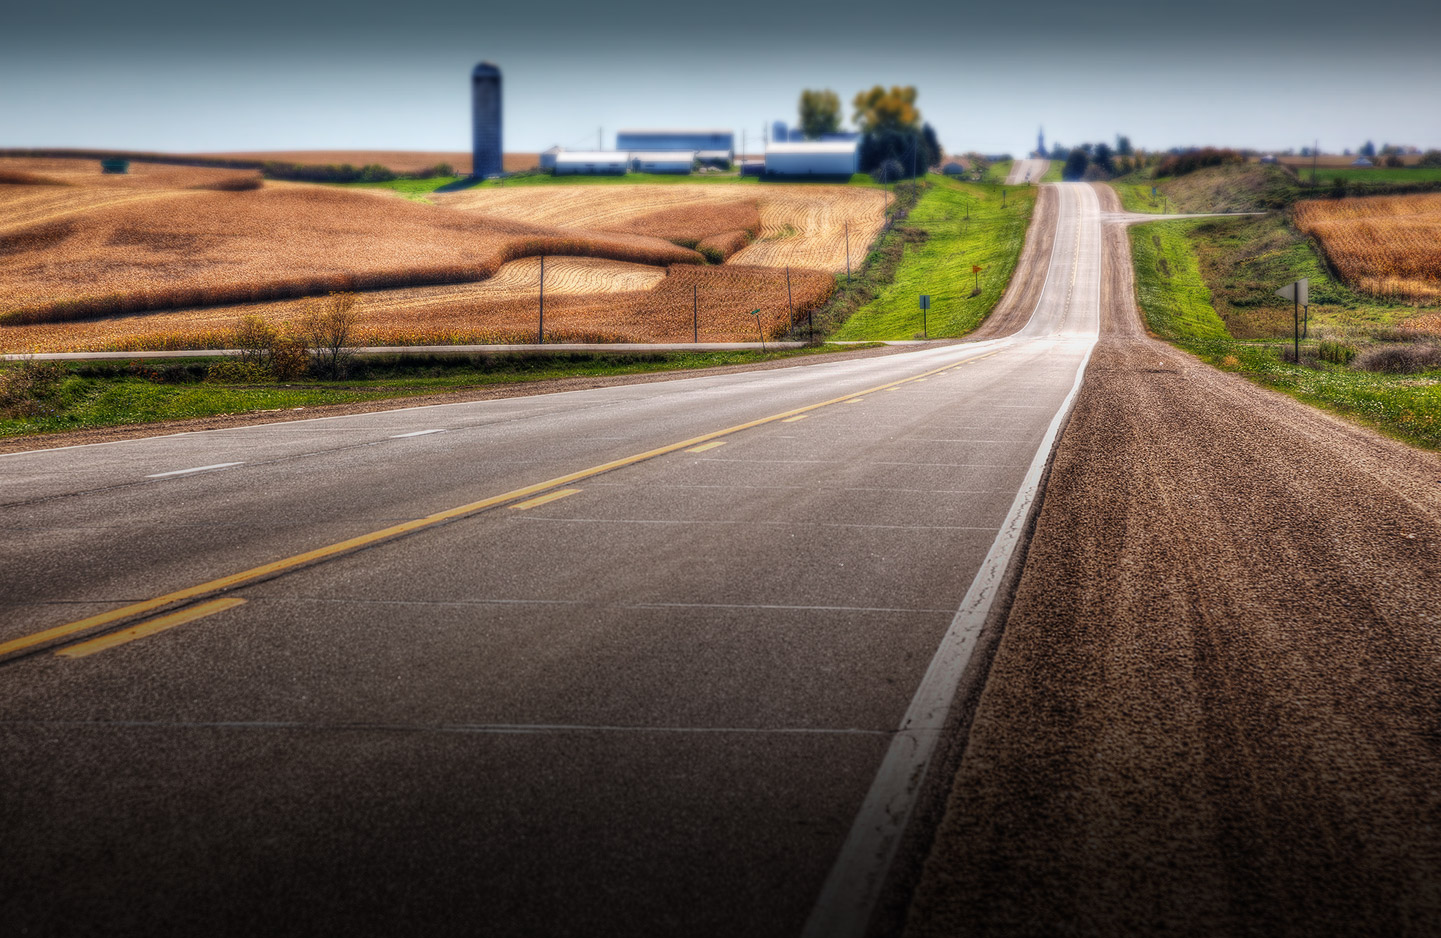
[832,176,1036,340]
[1130,219,1441,450]
[0,345,871,440]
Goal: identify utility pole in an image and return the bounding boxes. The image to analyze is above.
[598,127,602,151]
[1312,138,1319,186]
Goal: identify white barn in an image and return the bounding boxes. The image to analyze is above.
[553,151,629,175]
[629,151,695,174]
[765,140,860,177]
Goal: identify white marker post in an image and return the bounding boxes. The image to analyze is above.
[1276,278,1309,363]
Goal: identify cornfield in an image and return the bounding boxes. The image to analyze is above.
[1295,194,1441,301]
[1,160,863,352]
[0,263,833,352]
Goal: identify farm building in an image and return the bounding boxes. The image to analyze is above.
[616,129,734,160]
[553,151,629,175]
[764,140,860,177]
[629,151,695,174]
[539,146,563,170]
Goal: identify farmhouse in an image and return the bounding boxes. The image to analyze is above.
[554,151,629,175]
[764,140,860,177]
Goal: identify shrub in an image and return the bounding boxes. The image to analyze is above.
[205,360,272,383]
[232,315,278,366]
[1153,148,1245,178]
[269,329,312,381]
[1316,340,1357,365]
[1419,150,1441,169]
[1355,343,1441,374]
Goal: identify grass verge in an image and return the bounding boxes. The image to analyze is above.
[0,345,873,441]
[1130,218,1441,450]
[831,176,1036,340]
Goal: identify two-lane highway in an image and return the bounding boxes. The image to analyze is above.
[0,184,1103,937]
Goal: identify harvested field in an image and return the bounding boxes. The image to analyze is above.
[1295,193,1441,300]
[189,151,538,174]
[600,201,761,247]
[437,183,885,274]
[0,263,830,352]
[0,157,261,191]
[0,182,700,324]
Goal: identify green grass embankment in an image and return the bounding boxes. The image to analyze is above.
[1130,219,1441,450]
[0,346,868,440]
[832,176,1036,340]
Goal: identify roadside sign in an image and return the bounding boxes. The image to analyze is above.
[971,265,981,274]
[1276,279,1309,362]
[1151,185,1157,197]
[918,295,931,310]
[1275,279,1309,305]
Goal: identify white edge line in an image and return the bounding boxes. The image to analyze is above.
[144,462,244,478]
[389,429,449,438]
[802,186,1095,938]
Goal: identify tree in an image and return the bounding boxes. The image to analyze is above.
[852,85,920,134]
[1062,148,1089,181]
[303,291,360,379]
[858,123,941,178]
[1116,135,1134,157]
[1092,142,1115,175]
[1360,140,1376,158]
[799,89,842,139]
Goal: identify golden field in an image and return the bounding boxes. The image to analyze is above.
[1,263,833,351]
[1295,193,1441,301]
[0,158,879,351]
[437,183,887,274]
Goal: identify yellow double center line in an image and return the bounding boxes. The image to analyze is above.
[1,349,1001,659]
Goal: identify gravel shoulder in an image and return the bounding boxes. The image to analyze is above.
[905,184,1441,936]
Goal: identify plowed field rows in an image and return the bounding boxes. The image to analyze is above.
[1295,194,1441,300]
[438,183,885,273]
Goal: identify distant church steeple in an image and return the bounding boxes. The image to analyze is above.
[1037,126,1046,158]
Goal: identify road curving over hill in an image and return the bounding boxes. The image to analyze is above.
[905,184,1441,937]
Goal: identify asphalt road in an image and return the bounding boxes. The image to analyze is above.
[1,184,1101,937]
[1005,158,1049,185]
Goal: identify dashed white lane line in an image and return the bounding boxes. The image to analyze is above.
[390,429,450,438]
[145,463,244,479]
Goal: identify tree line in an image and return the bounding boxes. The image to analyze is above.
[796,86,941,179]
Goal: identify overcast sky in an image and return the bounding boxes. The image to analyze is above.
[4,0,1439,158]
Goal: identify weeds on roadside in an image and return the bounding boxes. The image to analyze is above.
[0,361,64,417]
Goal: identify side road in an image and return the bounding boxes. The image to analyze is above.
[905,183,1441,937]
